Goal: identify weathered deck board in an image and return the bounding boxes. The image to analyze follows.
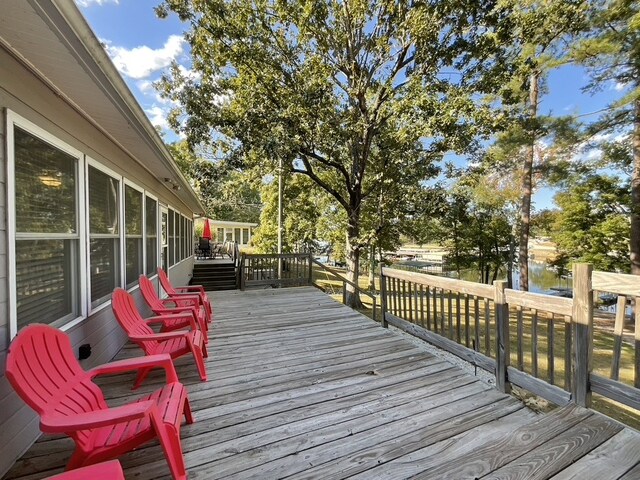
[5,286,640,480]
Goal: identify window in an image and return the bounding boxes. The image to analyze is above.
[12,126,81,330]
[161,207,168,271]
[145,196,157,275]
[217,228,224,243]
[226,231,233,242]
[178,214,183,262]
[234,228,241,243]
[183,216,188,259]
[243,228,250,245]
[88,166,120,307]
[125,184,143,287]
[168,209,175,266]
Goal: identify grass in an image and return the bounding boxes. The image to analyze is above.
[311,265,640,429]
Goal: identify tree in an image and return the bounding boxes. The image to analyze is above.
[494,0,589,290]
[572,0,640,273]
[551,174,630,272]
[169,142,261,222]
[155,0,516,306]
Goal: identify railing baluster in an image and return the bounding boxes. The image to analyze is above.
[408,281,413,323]
[517,306,524,370]
[419,285,425,328]
[464,294,470,348]
[425,286,431,330]
[474,296,480,351]
[381,270,388,328]
[448,290,453,339]
[440,287,445,333]
[611,295,627,380]
[484,298,490,356]
[432,287,438,333]
[548,313,555,385]
[455,292,461,343]
[531,308,538,378]
[564,314,572,392]
[635,297,640,389]
[402,280,408,319]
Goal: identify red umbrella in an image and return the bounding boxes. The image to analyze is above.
[202,218,212,240]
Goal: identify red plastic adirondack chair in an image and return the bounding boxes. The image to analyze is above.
[45,460,124,479]
[112,288,207,387]
[6,325,193,480]
[158,267,213,321]
[139,274,209,342]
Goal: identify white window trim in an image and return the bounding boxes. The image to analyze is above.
[6,109,87,339]
[144,191,159,279]
[85,158,123,314]
[123,180,145,292]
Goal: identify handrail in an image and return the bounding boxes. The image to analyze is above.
[312,259,377,322]
[240,253,311,290]
[381,264,640,419]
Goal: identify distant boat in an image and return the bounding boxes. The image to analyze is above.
[598,293,618,305]
[549,287,573,298]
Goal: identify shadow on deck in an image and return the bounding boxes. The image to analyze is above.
[6,287,640,479]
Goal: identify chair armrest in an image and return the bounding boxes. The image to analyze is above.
[163,295,199,306]
[129,331,192,342]
[40,400,155,433]
[89,354,177,381]
[175,285,206,294]
[148,311,198,330]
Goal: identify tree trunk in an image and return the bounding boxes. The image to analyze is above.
[631,98,640,274]
[507,233,515,289]
[519,71,539,291]
[345,216,363,309]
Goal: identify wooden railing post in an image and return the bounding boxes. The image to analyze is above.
[307,253,313,286]
[240,255,246,291]
[494,280,511,394]
[572,263,593,407]
[381,269,388,328]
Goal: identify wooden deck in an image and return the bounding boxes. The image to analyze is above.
[6,286,640,479]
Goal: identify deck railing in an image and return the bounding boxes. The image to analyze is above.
[240,253,313,289]
[381,264,640,413]
[311,259,378,322]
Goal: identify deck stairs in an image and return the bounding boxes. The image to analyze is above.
[191,260,237,291]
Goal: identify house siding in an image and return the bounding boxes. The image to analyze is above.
[0,47,195,476]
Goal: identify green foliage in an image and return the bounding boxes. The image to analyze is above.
[551,175,630,272]
[155,0,522,296]
[168,142,261,222]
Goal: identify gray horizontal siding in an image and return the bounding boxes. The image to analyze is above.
[0,47,194,477]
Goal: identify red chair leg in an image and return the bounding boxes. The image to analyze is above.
[66,449,87,471]
[184,398,194,425]
[133,366,152,390]
[150,412,187,480]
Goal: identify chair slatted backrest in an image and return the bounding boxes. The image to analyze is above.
[111,289,157,355]
[6,324,107,445]
[157,268,177,296]
[139,275,164,311]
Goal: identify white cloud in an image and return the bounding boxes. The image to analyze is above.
[614,82,628,92]
[105,35,185,80]
[145,105,172,131]
[75,0,119,7]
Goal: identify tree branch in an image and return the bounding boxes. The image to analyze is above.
[292,160,350,211]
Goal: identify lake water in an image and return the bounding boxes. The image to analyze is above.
[394,260,571,295]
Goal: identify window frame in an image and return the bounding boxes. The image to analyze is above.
[7,110,87,339]
[144,192,160,278]
[85,158,124,313]
[123,179,145,291]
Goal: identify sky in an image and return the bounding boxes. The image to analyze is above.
[75,0,626,211]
